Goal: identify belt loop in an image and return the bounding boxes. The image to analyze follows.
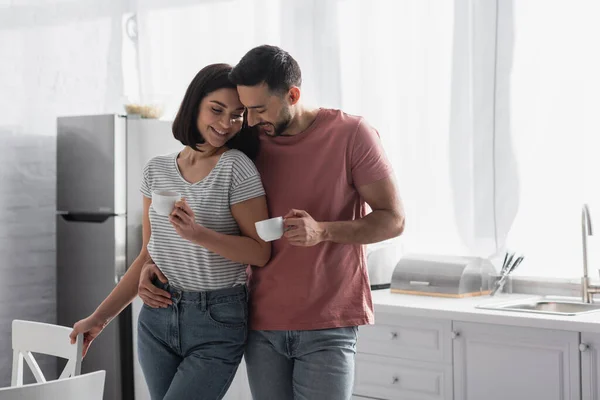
[200,291,207,311]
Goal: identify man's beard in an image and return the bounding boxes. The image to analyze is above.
[271,107,293,137]
[273,117,293,136]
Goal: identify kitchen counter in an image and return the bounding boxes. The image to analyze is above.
[371,289,600,333]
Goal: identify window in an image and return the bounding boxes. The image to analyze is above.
[497,0,600,277]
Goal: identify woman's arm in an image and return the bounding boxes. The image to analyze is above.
[70,196,152,355]
[170,195,271,266]
[91,196,153,321]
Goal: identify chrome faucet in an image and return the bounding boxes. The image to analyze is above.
[582,204,600,303]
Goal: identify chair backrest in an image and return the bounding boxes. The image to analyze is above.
[11,320,83,386]
[0,370,105,400]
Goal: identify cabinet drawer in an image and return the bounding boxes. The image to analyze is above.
[358,314,452,363]
[354,353,453,400]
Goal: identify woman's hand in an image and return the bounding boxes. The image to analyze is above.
[69,314,107,358]
[169,198,203,242]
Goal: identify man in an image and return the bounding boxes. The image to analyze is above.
[139,45,405,399]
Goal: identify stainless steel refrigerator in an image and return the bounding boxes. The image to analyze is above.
[56,114,182,400]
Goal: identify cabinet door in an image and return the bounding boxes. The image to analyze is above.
[453,321,580,400]
[581,332,600,400]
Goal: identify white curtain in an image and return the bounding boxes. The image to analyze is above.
[132,0,343,117]
[337,0,463,256]
[132,0,502,259]
[132,0,283,119]
[496,0,600,278]
[0,0,126,385]
[133,0,600,278]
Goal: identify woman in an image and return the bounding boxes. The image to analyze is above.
[70,64,270,399]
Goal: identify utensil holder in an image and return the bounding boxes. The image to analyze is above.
[490,274,513,295]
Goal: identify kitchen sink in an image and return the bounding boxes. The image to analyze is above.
[477,297,600,316]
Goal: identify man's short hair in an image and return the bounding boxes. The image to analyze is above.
[229,45,302,95]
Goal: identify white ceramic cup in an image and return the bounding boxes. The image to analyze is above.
[152,190,181,216]
[255,216,284,242]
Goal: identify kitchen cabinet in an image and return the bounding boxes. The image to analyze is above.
[581,332,600,400]
[355,353,452,400]
[355,316,587,400]
[229,316,596,400]
[452,321,581,400]
[355,314,453,399]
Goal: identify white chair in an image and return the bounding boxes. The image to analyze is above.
[11,320,83,386]
[0,371,105,400]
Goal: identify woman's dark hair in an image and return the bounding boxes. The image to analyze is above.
[172,63,259,160]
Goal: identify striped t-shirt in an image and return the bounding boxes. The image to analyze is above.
[140,149,265,291]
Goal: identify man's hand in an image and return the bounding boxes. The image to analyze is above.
[283,209,327,247]
[138,260,172,308]
[170,198,202,243]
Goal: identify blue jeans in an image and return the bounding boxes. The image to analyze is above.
[137,282,247,400]
[245,327,358,400]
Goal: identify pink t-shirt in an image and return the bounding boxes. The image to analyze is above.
[248,108,394,330]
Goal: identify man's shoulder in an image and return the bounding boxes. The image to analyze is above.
[319,108,368,133]
[321,108,364,123]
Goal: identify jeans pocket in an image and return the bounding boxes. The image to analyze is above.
[138,302,167,337]
[206,301,247,329]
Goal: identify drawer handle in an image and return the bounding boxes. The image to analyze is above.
[409,280,430,286]
[392,376,400,384]
[390,331,398,340]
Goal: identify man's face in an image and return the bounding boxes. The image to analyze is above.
[237,82,292,137]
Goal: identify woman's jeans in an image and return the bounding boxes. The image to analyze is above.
[137,281,247,400]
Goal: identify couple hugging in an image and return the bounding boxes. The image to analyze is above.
[70,45,405,400]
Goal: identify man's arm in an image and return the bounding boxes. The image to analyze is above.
[283,176,405,246]
[323,176,404,244]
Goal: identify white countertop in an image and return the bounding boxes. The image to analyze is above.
[371,289,600,333]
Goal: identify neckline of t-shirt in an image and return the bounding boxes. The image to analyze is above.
[173,149,231,186]
[265,108,327,144]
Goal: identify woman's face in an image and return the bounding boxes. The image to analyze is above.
[197,88,245,149]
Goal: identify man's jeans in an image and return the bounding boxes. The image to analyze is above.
[137,282,247,400]
[245,327,358,400]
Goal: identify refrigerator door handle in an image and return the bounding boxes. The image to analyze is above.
[115,272,126,284]
[58,212,118,223]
